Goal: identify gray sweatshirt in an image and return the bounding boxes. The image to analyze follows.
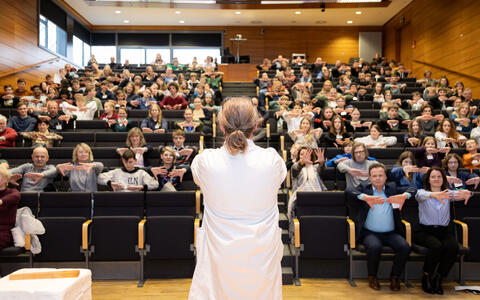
[97,167,159,191]
[64,162,104,192]
[9,163,57,192]
[337,159,376,189]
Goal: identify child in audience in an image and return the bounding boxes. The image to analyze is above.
[470,116,480,146]
[98,149,158,192]
[404,117,425,147]
[100,101,118,122]
[116,127,153,168]
[323,115,352,148]
[354,125,397,148]
[150,146,188,191]
[283,104,313,134]
[313,107,333,132]
[407,91,425,111]
[21,119,62,147]
[138,88,157,110]
[56,143,104,192]
[332,97,353,118]
[140,103,167,133]
[434,119,466,148]
[389,151,426,189]
[463,139,480,170]
[159,82,188,110]
[378,104,408,132]
[288,147,327,220]
[326,140,373,168]
[415,136,450,168]
[62,94,97,121]
[7,102,36,133]
[372,82,385,104]
[418,104,443,135]
[170,129,195,165]
[290,117,322,149]
[444,153,480,190]
[346,108,371,133]
[110,107,134,132]
[450,102,476,133]
[175,108,203,133]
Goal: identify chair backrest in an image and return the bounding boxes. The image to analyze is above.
[454,192,480,219]
[93,192,144,217]
[19,192,39,217]
[38,192,91,218]
[401,198,421,232]
[146,191,195,216]
[296,191,346,217]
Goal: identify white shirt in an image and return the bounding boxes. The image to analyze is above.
[61,101,97,120]
[354,135,397,148]
[188,139,286,300]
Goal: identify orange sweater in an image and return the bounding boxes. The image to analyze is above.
[463,152,480,169]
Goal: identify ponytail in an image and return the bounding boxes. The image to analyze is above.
[225,129,248,155]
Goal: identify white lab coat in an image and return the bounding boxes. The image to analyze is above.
[188,139,286,300]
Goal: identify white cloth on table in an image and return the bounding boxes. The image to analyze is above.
[188,139,287,300]
[0,268,91,300]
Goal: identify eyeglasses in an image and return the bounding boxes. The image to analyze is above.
[354,151,365,154]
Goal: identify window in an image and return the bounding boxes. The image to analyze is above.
[73,36,83,67]
[91,46,116,64]
[172,48,221,65]
[83,43,91,67]
[146,48,171,65]
[120,48,145,65]
[38,14,66,57]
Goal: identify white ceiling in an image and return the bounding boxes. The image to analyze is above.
[65,0,412,27]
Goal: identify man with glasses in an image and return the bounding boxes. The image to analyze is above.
[338,142,376,188]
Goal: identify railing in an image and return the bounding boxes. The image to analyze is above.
[0,58,60,79]
[413,60,480,82]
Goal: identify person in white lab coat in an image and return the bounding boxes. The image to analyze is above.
[188,97,287,300]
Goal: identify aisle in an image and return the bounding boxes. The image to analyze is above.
[92,278,479,299]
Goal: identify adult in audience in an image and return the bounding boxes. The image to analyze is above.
[443,153,480,190]
[338,142,376,188]
[0,114,17,148]
[56,143,104,192]
[288,147,326,219]
[414,167,471,294]
[7,102,36,133]
[20,119,62,147]
[35,101,74,132]
[98,149,158,192]
[389,151,426,189]
[141,103,167,133]
[346,163,414,291]
[9,146,57,192]
[354,125,397,148]
[159,82,188,110]
[150,146,188,191]
[1,84,20,108]
[0,166,20,250]
[116,127,153,168]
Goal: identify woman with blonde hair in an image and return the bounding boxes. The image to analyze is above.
[140,103,167,133]
[188,97,286,300]
[116,127,153,168]
[56,143,104,192]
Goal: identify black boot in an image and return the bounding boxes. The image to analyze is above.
[421,273,434,294]
[432,273,443,295]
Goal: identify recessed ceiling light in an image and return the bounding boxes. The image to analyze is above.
[115,10,121,14]
[175,11,181,14]
[179,20,185,24]
[356,11,362,14]
[347,20,353,24]
[295,11,301,14]
[123,20,130,23]
[235,11,241,15]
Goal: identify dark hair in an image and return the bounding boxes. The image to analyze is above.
[17,78,26,84]
[3,84,13,90]
[368,162,386,175]
[396,151,415,166]
[352,142,369,162]
[442,153,463,170]
[122,149,136,161]
[423,167,448,191]
[37,119,49,127]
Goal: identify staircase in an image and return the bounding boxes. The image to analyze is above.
[279,189,295,285]
[221,82,257,99]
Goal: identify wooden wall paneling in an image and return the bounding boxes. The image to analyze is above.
[383,0,480,95]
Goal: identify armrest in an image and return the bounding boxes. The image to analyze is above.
[194,218,200,248]
[138,219,147,250]
[346,218,356,249]
[401,220,411,246]
[24,234,31,251]
[453,219,468,248]
[266,123,270,138]
[282,150,287,163]
[256,86,259,96]
[212,123,217,138]
[280,135,285,152]
[82,220,92,250]
[199,135,204,153]
[195,190,201,215]
[286,170,291,189]
[293,218,300,248]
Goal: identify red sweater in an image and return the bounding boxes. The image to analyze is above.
[159,95,188,109]
[0,188,20,249]
[0,127,17,148]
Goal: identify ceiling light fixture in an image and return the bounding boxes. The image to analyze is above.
[175,11,181,14]
[295,11,301,14]
[235,11,241,15]
[347,20,353,23]
[356,11,362,14]
[123,20,130,23]
[179,20,185,23]
[115,10,121,14]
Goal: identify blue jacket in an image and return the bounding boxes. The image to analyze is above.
[7,115,36,133]
[325,153,376,168]
[389,166,425,190]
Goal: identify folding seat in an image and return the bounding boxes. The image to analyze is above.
[142,191,198,286]
[86,192,145,282]
[0,192,39,271]
[75,120,109,131]
[94,132,128,147]
[291,191,350,285]
[59,132,95,147]
[35,192,91,264]
[91,147,122,168]
[346,191,412,287]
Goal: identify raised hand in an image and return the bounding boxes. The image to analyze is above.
[151,166,168,180]
[363,195,385,210]
[466,177,480,189]
[57,163,74,176]
[314,148,325,164]
[9,174,22,186]
[453,189,472,205]
[430,189,452,205]
[386,194,407,210]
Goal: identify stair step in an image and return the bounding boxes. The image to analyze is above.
[282,267,294,285]
[282,229,289,244]
[277,202,286,213]
[281,242,294,267]
[279,213,288,229]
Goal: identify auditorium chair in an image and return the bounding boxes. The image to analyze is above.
[58,132,95,147]
[35,192,92,265]
[142,191,199,286]
[291,191,350,286]
[94,132,129,147]
[0,192,39,272]
[346,192,412,287]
